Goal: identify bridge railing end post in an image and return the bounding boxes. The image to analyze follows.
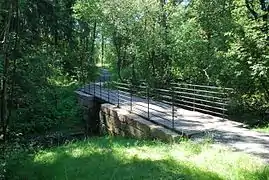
[94,80,96,96]
[99,77,101,95]
[108,76,110,102]
[117,82,120,108]
[130,82,133,112]
[171,86,175,129]
[147,84,150,120]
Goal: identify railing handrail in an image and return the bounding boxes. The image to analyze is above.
[171,82,233,91]
[112,79,231,108]
[88,79,233,132]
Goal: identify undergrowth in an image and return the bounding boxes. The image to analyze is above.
[6,136,269,180]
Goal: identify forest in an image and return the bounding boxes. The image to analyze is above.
[1,0,268,138]
[1,0,269,179]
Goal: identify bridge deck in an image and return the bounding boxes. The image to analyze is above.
[81,83,269,163]
[84,83,233,136]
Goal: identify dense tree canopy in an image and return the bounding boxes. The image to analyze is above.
[73,0,269,111]
[0,0,269,139]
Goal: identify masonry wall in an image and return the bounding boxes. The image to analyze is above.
[76,91,100,135]
[100,103,181,142]
[76,91,181,142]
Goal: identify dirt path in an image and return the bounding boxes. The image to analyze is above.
[190,121,269,163]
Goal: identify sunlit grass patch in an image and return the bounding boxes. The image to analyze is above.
[7,136,269,180]
[254,125,269,133]
[34,151,58,164]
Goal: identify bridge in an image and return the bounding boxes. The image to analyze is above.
[81,81,232,136]
[76,70,269,163]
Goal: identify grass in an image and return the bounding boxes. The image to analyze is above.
[254,125,269,133]
[6,136,269,180]
[229,113,269,133]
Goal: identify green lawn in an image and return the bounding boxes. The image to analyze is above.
[7,137,269,180]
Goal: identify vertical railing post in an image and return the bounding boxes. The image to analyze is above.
[88,82,91,94]
[171,85,175,129]
[222,104,225,120]
[108,76,110,102]
[130,82,133,112]
[147,84,150,120]
[117,83,120,108]
[193,85,196,111]
[99,77,101,97]
[222,89,226,120]
[94,80,96,96]
[83,80,86,92]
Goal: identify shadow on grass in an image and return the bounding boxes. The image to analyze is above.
[6,137,269,180]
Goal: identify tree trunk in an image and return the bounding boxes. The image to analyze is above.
[90,20,97,64]
[8,0,20,132]
[101,34,104,66]
[113,31,123,81]
[1,1,13,142]
[54,0,59,46]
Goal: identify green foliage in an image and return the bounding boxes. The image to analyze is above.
[0,0,99,137]
[3,47,88,135]
[11,71,82,134]
[1,0,269,136]
[73,0,269,120]
[255,125,269,133]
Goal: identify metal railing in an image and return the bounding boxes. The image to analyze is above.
[86,78,233,131]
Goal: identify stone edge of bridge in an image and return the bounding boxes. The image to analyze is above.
[100,103,184,143]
